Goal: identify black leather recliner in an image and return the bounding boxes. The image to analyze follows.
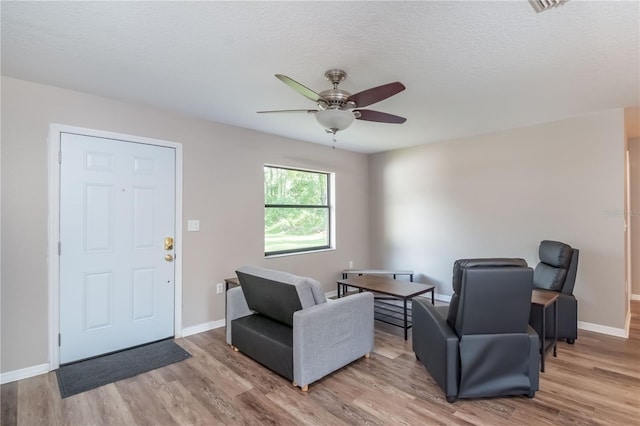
[529,240,579,344]
[412,258,539,403]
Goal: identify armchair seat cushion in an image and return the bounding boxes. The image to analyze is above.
[232,313,293,380]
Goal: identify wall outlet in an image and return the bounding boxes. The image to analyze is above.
[216,283,224,294]
[349,260,354,269]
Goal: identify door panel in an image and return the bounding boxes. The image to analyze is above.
[60,133,175,363]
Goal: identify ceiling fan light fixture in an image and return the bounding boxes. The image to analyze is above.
[315,109,355,132]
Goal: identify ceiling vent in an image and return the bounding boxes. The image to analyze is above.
[530,0,568,13]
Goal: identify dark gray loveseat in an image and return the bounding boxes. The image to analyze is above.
[226,266,374,391]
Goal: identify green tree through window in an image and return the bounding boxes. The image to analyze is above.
[264,165,331,255]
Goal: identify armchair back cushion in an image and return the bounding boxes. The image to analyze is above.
[533,240,574,292]
[453,267,533,335]
[236,265,326,327]
[447,258,528,330]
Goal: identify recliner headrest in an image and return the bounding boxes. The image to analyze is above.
[539,240,573,269]
[448,258,529,329]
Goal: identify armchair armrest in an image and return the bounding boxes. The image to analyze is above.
[527,326,540,391]
[293,292,374,387]
[412,297,459,399]
[226,286,253,345]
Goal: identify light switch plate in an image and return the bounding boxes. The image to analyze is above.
[187,220,200,232]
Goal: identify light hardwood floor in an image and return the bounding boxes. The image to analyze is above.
[2,301,639,425]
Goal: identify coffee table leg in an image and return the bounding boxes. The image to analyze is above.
[336,282,340,298]
[404,299,408,340]
[431,289,435,305]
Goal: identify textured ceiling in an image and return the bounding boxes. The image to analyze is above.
[1,1,639,153]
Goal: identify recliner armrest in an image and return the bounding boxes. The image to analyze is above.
[412,298,459,399]
[292,292,374,387]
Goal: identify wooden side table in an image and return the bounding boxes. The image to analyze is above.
[224,277,240,321]
[224,277,239,291]
[531,289,559,372]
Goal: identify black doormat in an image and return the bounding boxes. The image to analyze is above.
[56,339,191,398]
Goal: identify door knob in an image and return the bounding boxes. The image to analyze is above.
[165,254,174,262]
[164,237,174,250]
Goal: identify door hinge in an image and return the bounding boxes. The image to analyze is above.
[58,242,61,255]
[58,150,62,164]
[58,333,61,347]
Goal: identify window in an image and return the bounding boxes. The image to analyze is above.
[264,165,332,256]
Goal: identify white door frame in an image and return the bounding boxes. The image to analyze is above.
[47,123,183,370]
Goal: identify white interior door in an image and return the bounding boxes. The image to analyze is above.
[59,132,176,363]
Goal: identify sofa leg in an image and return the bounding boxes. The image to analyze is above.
[364,352,370,358]
[231,345,239,352]
[292,382,309,392]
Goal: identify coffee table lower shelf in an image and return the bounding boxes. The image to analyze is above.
[374,298,414,329]
[337,275,435,340]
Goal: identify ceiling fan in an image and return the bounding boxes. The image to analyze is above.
[258,69,406,138]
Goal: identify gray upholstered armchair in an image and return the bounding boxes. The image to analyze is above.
[529,240,579,344]
[412,258,539,403]
[226,266,374,392]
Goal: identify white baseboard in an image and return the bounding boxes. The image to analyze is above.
[578,321,628,338]
[434,293,452,303]
[181,319,225,337]
[631,294,640,301]
[0,363,50,385]
[325,290,338,298]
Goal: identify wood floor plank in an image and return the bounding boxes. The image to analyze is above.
[114,375,176,426]
[164,360,247,424]
[60,391,99,426]
[177,338,253,396]
[144,370,218,426]
[265,383,348,426]
[85,383,137,426]
[307,383,387,426]
[16,373,62,426]
[0,380,18,426]
[236,388,300,426]
[2,301,639,425]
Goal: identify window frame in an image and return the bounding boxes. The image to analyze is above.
[264,165,334,257]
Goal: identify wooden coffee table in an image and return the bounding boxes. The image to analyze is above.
[337,275,435,340]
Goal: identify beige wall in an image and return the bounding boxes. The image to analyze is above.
[629,138,640,296]
[0,77,371,373]
[369,109,627,329]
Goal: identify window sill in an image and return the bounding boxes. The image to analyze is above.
[265,247,336,259]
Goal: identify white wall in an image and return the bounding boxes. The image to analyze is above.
[0,77,371,373]
[370,109,626,329]
[629,138,640,296]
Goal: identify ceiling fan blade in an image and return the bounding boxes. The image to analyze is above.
[347,82,406,108]
[257,109,317,114]
[355,109,407,124]
[275,74,326,104]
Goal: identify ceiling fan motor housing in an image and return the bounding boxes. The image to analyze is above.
[319,69,356,110]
